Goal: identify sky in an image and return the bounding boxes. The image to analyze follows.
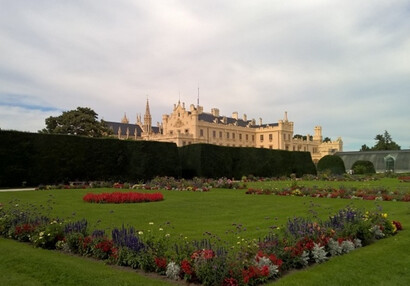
[1,0,409,151]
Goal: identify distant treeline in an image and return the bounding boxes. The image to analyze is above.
[0,130,316,187]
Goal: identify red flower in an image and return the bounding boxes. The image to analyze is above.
[83,192,164,204]
[155,257,167,270]
[95,239,113,253]
[223,277,238,286]
[269,254,283,268]
[181,259,193,275]
[393,221,403,231]
[260,265,270,277]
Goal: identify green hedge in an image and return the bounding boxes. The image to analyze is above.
[351,160,376,174]
[317,155,346,175]
[0,131,316,187]
[0,131,179,187]
[179,144,316,179]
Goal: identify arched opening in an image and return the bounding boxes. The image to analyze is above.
[385,155,395,172]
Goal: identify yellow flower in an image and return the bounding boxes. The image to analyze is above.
[382,213,388,218]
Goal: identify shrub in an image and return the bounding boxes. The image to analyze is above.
[317,155,346,175]
[352,160,376,174]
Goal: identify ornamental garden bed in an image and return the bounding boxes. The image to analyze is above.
[246,185,410,202]
[83,192,164,203]
[0,200,403,286]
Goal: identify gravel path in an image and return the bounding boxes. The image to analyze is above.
[0,188,36,192]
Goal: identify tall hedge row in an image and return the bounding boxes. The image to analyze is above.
[0,131,180,187]
[0,131,317,187]
[179,144,317,179]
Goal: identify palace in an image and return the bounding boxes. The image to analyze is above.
[106,100,343,163]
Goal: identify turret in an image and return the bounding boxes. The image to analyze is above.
[143,99,152,134]
[314,126,323,141]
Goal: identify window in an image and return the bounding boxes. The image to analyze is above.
[182,141,186,146]
[219,131,223,138]
[185,129,189,134]
[269,134,273,142]
[200,129,204,137]
[260,135,264,142]
[252,135,255,141]
[245,134,248,141]
[227,132,230,139]
[212,130,216,138]
[269,145,273,149]
[239,134,242,140]
[232,133,235,139]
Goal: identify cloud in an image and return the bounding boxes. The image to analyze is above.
[0,0,409,150]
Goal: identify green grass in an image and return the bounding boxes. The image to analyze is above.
[1,179,409,285]
[0,238,172,286]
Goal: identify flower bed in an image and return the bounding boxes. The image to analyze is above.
[246,185,410,202]
[83,192,164,203]
[398,176,410,182]
[0,202,403,286]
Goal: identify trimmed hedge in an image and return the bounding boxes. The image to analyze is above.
[179,144,317,179]
[0,131,316,187]
[0,131,179,187]
[351,160,376,174]
[317,155,346,175]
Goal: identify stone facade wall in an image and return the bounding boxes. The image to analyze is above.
[107,101,343,161]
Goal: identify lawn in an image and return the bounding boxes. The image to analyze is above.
[0,178,409,285]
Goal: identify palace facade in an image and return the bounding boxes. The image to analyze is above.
[106,100,343,163]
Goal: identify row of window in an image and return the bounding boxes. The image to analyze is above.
[200,129,256,141]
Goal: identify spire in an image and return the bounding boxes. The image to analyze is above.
[121,112,129,124]
[143,98,152,134]
[197,83,200,107]
[145,98,151,117]
[284,111,288,122]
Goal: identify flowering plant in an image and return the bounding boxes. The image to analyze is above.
[83,192,163,203]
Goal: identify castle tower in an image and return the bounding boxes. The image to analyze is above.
[314,126,323,142]
[143,98,152,134]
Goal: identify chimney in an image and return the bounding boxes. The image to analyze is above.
[259,118,262,126]
[243,114,247,121]
[232,112,238,119]
[211,108,220,117]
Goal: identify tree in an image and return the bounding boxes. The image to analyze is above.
[39,107,112,137]
[360,130,401,151]
[323,137,331,143]
[317,155,346,175]
[351,160,375,174]
[360,144,370,151]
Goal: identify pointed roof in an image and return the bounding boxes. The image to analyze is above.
[145,98,151,116]
[121,112,129,124]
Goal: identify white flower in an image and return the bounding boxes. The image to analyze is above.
[159,228,163,231]
[354,238,362,248]
[327,238,342,256]
[39,232,44,236]
[301,251,310,267]
[149,222,154,225]
[165,233,170,237]
[166,262,180,280]
[138,231,144,235]
[312,243,328,263]
[341,240,355,254]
